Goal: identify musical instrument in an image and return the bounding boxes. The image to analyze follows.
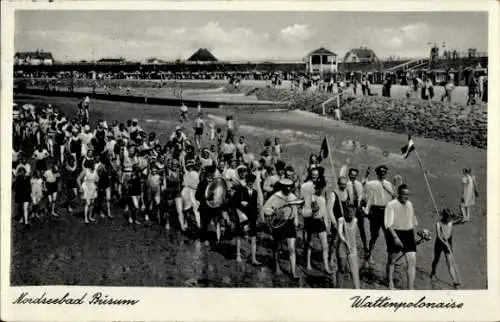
[205,178,228,209]
[395,229,432,263]
[269,199,304,229]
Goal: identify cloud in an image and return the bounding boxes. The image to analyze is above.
[400,23,430,42]
[388,36,403,48]
[359,23,431,57]
[371,23,430,46]
[280,24,313,43]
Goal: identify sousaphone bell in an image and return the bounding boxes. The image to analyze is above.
[205,178,228,209]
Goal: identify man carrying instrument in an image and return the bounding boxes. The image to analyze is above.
[263,178,301,279]
[196,164,225,245]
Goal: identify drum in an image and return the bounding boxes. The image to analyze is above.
[205,178,228,209]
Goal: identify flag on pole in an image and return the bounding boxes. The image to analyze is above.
[401,135,415,159]
[320,136,329,159]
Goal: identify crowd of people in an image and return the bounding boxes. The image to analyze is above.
[11,96,478,289]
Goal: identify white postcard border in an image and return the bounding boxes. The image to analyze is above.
[1,1,499,321]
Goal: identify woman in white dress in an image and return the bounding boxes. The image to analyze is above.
[78,159,99,224]
[461,168,478,222]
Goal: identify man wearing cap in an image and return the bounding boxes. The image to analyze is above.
[263,178,300,278]
[169,126,187,152]
[364,165,395,264]
[385,184,418,289]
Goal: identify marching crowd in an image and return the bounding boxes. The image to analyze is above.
[11,96,478,289]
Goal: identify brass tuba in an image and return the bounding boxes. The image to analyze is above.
[205,177,228,209]
[269,199,305,229]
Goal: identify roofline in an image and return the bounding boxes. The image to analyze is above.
[306,48,337,57]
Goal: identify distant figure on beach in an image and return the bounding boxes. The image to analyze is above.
[466,74,478,106]
[421,76,434,101]
[179,103,188,123]
[382,76,392,98]
[361,76,371,96]
[226,115,235,142]
[441,75,455,103]
[460,168,478,222]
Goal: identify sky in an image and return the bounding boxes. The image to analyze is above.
[14,11,488,62]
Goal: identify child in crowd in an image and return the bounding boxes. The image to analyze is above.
[30,170,44,220]
[44,164,60,217]
[336,206,361,289]
[15,166,32,225]
[431,209,463,289]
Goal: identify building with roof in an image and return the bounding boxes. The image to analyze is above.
[15,50,54,65]
[304,47,338,74]
[343,47,378,63]
[187,48,218,63]
[97,57,127,65]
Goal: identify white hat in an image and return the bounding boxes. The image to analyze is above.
[132,118,138,123]
[84,125,90,132]
[175,125,182,131]
[236,165,247,172]
[279,178,294,186]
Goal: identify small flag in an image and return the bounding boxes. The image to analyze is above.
[320,136,329,159]
[401,135,415,159]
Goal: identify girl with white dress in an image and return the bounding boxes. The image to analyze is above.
[461,168,478,222]
[30,170,43,219]
[78,159,99,224]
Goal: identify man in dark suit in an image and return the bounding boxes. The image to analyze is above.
[232,173,261,265]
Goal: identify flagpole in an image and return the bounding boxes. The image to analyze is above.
[413,148,440,216]
[325,136,338,184]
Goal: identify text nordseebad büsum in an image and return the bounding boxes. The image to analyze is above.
[12,292,139,306]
